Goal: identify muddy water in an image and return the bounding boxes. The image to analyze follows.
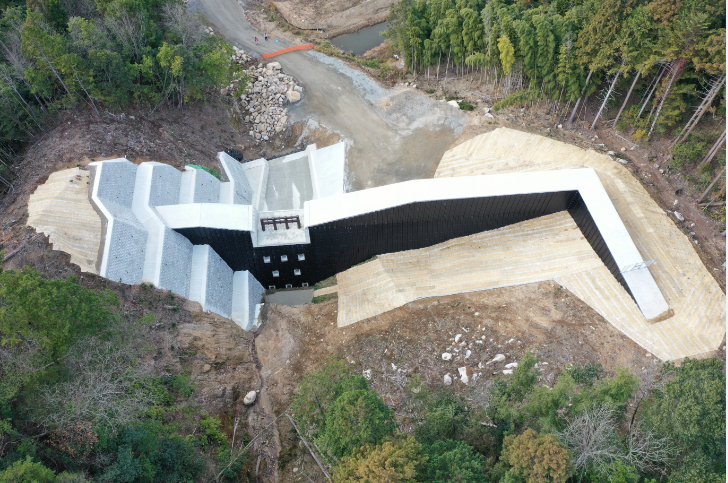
[331,22,388,55]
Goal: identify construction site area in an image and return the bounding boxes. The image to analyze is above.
[24,125,725,364]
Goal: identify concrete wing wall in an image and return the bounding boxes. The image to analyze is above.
[218,152,254,204]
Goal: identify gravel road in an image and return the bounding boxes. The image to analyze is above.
[192,0,468,190]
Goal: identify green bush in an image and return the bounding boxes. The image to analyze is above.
[493,89,541,111]
[320,389,396,458]
[290,356,368,439]
[501,429,574,483]
[414,391,468,445]
[98,424,205,483]
[669,141,707,170]
[333,436,426,482]
[0,456,56,483]
[0,269,117,361]
[565,362,605,386]
[199,414,227,446]
[424,440,487,482]
[459,100,476,111]
[169,374,196,399]
[642,358,725,477]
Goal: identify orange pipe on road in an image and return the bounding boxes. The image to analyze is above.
[262,44,315,59]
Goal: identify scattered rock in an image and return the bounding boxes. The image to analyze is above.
[362,369,372,379]
[465,350,472,359]
[502,369,513,375]
[487,354,506,364]
[286,90,301,103]
[621,147,626,151]
[483,107,491,114]
[504,362,519,369]
[202,364,211,372]
[607,150,615,156]
[557,124,563,129]
[458,366,470,384]
[444,374,453,385]
[485,113,495,119]
[243,390,257,405]
[442,352,453,361]
[447,100,460,108]
[673,211,685,222]
[454,334,463,343]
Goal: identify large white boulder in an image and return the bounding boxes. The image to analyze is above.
[243,390,257,405]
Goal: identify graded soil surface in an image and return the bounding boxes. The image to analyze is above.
[191,0,469,190]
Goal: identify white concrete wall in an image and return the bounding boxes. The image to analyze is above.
[304,168,669,320]
[155,203,258,233]
[311,142,346,199]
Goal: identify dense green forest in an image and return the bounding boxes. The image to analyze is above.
[0,265,725,481]
[385,0,725,150]
[0,0,245,187]
[289,355,725,483]
[0,268,249,481]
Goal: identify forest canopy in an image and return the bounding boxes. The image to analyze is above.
[0,0,245,144]
[384,0,725,139]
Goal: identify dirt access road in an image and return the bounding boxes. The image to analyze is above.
[192,0,468,191]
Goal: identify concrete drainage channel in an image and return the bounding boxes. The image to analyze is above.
[264,287,314,305]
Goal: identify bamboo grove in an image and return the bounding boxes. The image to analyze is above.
[385,0,726,143]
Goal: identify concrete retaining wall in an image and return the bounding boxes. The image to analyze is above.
[231,271,265,330]
[88,160,147,284]
[218,152,253,204]
[189,245,234,318]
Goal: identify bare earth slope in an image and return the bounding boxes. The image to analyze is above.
[273,0,395,37]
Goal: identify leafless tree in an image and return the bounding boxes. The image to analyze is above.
[557,403,624,476]
[558,401,675,479]
[34,335,159,437]
[60,0,98,20]
[625,423,675,473]
[104,6,147,62]
[161,3,206,50]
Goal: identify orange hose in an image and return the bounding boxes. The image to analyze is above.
[262,44,315,59]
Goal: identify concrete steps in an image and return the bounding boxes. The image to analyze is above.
[83,159,264,329]
[428,127,725,361]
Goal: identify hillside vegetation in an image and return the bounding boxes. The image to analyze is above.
[385,0,725,180]
[288,355,725,483]
[0,268,249,481]
[0,0,247,186]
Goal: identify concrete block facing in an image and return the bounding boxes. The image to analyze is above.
[180,167,221,204]
[88,160,147,284]
[189,245,233,319]
[232,271,265,330]
[218,152,254,204]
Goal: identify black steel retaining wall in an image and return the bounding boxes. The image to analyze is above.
[173,190,632,298]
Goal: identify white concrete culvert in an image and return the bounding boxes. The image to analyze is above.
[221,47,303,141]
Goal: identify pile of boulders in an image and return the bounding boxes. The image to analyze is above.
[220,49,304,142]
[240,61,302,140]
[230,45,252,64]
